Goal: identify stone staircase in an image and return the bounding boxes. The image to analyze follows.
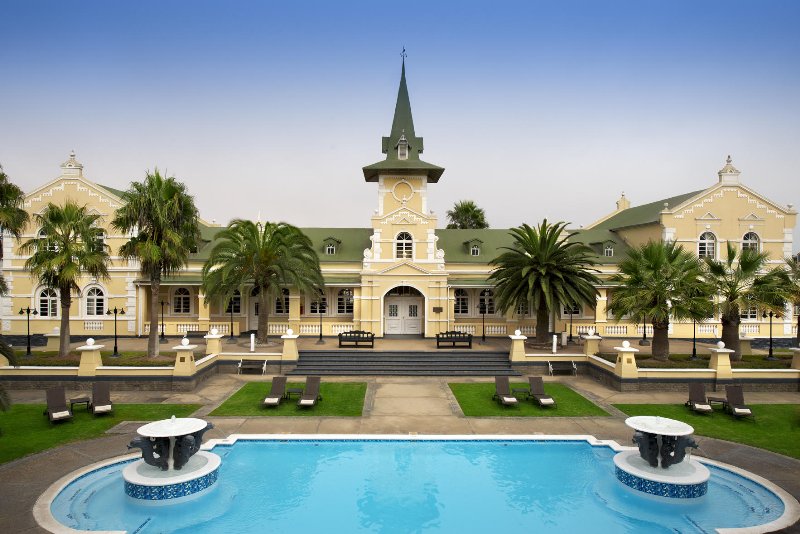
[287,350,518,376]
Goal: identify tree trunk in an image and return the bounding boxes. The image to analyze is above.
[796,312,799,348]
[58,288,71,359]
[257,292,270,344]
[148,273,161,357]
[535,301,549,344]
[720,312,742,361]
[651,321,670,361]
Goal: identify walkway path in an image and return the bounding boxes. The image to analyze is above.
[2,375,799,533]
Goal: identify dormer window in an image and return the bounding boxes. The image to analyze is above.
[322,237,341,256]
[397,134,408,160]
[604,244,614,257]
[326,244,336,255]
[470,245,480,256]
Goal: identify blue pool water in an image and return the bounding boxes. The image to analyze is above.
[51,439,785,533]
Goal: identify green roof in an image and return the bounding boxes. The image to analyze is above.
[590,190,704,232]
[98,183,126,199]
[363,60,444,183]
[435,229,515,263]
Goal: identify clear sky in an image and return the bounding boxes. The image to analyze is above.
[2,1,799,250]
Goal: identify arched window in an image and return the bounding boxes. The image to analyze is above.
[39,288,58,316]
[310,290,327,314]
[86,287,105,316]
[395,232,413,259]
[479,289,495,315]
[173,287,191,314]
[698,232,716,258]
[38,229,58,252]
[516,300,530,316]
[337,289,354,314]
[225,290,241,314]
[275,288,290,314]
[454,289,469,315]
[742,232,760,251]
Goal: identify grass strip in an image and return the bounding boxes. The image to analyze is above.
[614,403,800,459]
[449,381,609,417]
[0,403,201,464]
[210,381,367,417]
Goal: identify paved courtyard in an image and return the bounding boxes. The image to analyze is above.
[1,336,799,532]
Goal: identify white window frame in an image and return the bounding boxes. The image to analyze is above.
[275,288,290,315]
[604,244,614,257]
[325,244,336,255]
[562,302,581,317]
[740,306,758,321]
[337,289,354,315]
[698,232,716,259]
[85,286,105,316]
[395,232,413,259]
[454,289,470,315]
[309,290,328,314]
[39,288,58,317]
[479,289,495,315]
[173,287,191,314]
[470,245,480,257]
[742,232,760,252]
[225,290,241,314]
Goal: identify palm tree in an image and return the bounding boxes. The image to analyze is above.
[446,200,489,229]
[704,243,790,360]
[608,241,712,360]
[201,219,323,344]
[488,220,600,344]
[783,255,800,347]
[112,170,200,357]
[0,165,27,414]
[20,201,110,358]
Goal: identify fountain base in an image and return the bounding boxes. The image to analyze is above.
[614,450,709,498]
[123,451,220,501]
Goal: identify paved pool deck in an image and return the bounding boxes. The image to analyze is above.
[1,336,799,532]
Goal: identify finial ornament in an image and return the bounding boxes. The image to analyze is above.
[726,155,732,164]
[401,47,407,60]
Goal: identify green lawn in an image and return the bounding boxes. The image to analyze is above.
[12,351,174,366]
[449,382,609,417]
[210,381,367,417]
[0,403,201,464]
[614,403,800,459]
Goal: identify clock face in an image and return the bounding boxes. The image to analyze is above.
[391,180,414,203]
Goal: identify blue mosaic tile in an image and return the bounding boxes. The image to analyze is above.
[124,467,219,500]
[615,466,707,499]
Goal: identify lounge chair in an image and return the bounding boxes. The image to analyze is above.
[43,386,73,423]
[492,376,518,406]
[685,383,713,415]
[297,376,322,408]
[724,385,754,419]
[90,382,113,415]
[263,376,288,407]
[528,376,556,407]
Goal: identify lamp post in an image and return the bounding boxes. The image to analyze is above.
[763,311,779,361]
[690,319,698,360]
[18,307,38,356]
[639,314,650,346]
[106,306,125,357]
[227,295,237,344]
[568,304,574,344]
[314,292,325,345]
[478,302,487,343]
[159,300,167,343]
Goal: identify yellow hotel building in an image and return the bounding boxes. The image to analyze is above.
[2,63,797,344]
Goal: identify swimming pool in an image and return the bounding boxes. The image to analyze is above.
[40,435,798,533]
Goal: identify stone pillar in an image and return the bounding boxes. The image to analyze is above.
[583,331,602,357]
[281,328,299,363]
[613,340,639,380]
[173,338,197,377]
[288,292,301,332]
[738,336,752,356]
[508,330,527,362]
[77,338,104,377]
[197,292,210,332]
[788,347,800,369]
[204,328,223,356]
[45,327,60,350]
[352,286,362,331]
[708,340,735,388]
[595,289,608,324]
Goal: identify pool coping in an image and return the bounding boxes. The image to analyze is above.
[34,433,800,534]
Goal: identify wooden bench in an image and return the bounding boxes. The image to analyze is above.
[436,331,473,349]
[548,360,577,376]
[237,359,266,375]
[338,330,375,348]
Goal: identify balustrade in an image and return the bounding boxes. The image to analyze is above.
[605,325,628,336]
[84,320,103,331]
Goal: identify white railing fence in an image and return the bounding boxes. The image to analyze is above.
[604,325,628,336]
[84,320,103,331]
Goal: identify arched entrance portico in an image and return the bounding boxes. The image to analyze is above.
[383,286,424,335]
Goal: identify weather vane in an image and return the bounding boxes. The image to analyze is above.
[401,47,407,60]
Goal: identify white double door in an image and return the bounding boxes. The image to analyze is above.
[384,297,423,335]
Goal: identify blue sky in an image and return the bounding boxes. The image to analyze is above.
[2,1,799,250]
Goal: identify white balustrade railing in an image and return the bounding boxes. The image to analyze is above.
[298,324,320,335]
[332,323,354,334]
[740,324,760,335]
[84,320,103,331]
[698,324,718,335]
[604,325,628,336]
[268,323,290,335]
[177,323,200,334]
[575,325,596,335]
[519,325,536,336]
[209,323,229,335]
[486,325,507,335]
